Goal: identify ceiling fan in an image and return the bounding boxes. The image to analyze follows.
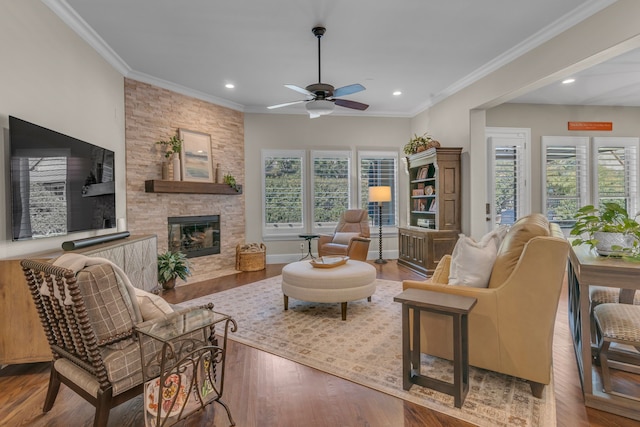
[267,26,369,118]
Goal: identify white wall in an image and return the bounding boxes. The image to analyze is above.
[244,113,410,261]
[411,0,640,239]
[0,1,125,259]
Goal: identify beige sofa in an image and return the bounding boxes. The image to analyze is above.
[402,214,569,397]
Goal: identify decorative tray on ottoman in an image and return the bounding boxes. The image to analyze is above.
[310,256,349,268]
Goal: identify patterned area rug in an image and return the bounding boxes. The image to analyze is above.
[182,276,556,427]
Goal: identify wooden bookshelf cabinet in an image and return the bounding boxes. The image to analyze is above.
[398,147,462,275]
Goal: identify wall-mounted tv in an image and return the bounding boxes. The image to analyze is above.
[9,116,116,241]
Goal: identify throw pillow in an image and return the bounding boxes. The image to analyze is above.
[488,214,550,288]
[134,288,174,320]
[448,229,505,288]
[332,232,361,245]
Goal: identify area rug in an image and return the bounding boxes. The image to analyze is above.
[181,276,556,427]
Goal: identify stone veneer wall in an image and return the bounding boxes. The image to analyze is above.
[124,79,245,284]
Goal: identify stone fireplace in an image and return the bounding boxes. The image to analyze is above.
[124,78,245,284]
[168,215,220,258]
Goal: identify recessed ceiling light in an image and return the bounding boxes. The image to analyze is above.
[225,83,235,89]
[393,91,402,96]
[562,78,575,85]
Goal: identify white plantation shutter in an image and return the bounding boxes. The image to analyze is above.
[311,151,351,233]
[358,151,398,228]
[542,136,589,228]
[486,128,531,231]
[593,137,639,215]
[262,150,305,236]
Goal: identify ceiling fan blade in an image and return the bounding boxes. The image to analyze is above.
[267,100,307,109]
[334,98,369,111]
[285,84,315,97]
[333,83,365,98]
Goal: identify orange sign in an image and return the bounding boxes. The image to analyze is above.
[568,121,612,131]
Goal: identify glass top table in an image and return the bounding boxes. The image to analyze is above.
[135,307,237,426]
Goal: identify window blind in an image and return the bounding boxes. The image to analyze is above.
[311,151,350,228]
[358,152,397,227]
[593,137,639,216]
[542,137,589,228]
[262,150,305,234]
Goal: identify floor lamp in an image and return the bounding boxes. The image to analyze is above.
[369,186,391,264]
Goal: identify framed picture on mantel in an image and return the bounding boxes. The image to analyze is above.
[179,128,214,182]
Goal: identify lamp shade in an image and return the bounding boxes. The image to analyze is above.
[306,100,335,117]
[368,186,391,203]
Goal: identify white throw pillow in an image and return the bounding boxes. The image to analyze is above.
[448,227,507,288]
[332,232,361,245]
[134,288,174,320]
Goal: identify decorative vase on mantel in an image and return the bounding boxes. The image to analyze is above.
[161,161,170,180]
[172,154,181,181]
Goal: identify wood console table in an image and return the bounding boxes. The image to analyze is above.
[568,244,640,420]
[0,234,157,365]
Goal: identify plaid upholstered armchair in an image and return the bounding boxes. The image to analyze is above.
[21,255,211,427]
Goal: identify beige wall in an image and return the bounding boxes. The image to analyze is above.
[486,103,640,214]
[0,0,125,259]
[412,0,640,239]
[244,113,410,262]
[124,79,245,283]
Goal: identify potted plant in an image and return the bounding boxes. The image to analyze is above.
[157,250,192,290]
[403,132,440,155]
[156,135,183,159]
[156,135,183,180]
[223,173,240,192]
[570,202,640,256]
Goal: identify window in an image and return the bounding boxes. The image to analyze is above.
[542,136,589,228]
[311,151,351,233]
[262,150,305,236]
[593,137,638,214]
[486,128,531,229]
[358,151,398,228]
[541,136,639,228]
[262,149,397,238]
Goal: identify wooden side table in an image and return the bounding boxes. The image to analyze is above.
[394,288,477,408]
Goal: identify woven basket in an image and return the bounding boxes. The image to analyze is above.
[236,243,266,271]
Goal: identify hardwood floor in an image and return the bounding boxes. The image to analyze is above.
[1,260,638,426]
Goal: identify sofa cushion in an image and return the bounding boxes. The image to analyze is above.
[487,213,550,288]
[448,226,508,288]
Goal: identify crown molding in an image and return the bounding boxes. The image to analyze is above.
[412,0,617,116]
[126,71,245,112]
[42,0,131,75]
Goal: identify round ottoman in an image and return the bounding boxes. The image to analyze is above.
[281,260,377,320]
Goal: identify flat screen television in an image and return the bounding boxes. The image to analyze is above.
[9,116,116,241]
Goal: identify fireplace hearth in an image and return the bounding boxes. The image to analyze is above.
[168,215,220,258]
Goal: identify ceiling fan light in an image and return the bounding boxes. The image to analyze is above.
[306,100,334,117]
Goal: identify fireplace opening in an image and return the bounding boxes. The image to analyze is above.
[168,215,220,258]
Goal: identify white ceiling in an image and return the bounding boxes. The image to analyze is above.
[46,0,626,117]
[510,47,640,106]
